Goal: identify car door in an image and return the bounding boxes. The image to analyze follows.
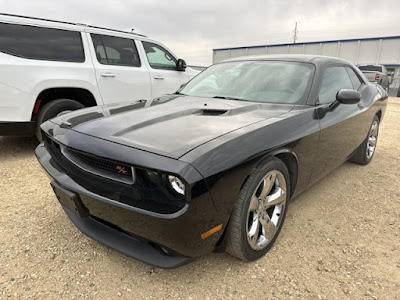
[89,33,152,104]
[141,41,190,97]
[309,65,367,185]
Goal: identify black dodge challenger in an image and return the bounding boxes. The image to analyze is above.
[36,55,388,268]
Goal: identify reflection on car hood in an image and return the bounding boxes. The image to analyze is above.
[50,96,293,159]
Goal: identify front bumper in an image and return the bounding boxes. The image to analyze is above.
[52,180,191,268]
[0,121,35,136]
[35,143,224,268]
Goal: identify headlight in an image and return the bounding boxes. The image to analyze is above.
[168,175,185,195]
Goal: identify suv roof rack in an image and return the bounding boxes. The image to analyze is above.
[0,13,147,37]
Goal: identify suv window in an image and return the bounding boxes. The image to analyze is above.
[91,34,141,67]
[0,22,84,62]
[142,41,176,70]
[318,66,353,104]
[346,67,362,90]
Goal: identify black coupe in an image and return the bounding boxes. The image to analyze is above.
[36,55,388,268]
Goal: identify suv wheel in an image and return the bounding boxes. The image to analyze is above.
[35,99,85,141]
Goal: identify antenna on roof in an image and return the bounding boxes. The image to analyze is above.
[131,28,135,32]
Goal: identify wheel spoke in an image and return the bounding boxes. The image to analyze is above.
[368,136,376,147]
[248,214,259,238]
[249,195,259,211]
[370,124,377,136]
[265,187,285,208]
[368,146,375,155]
[260,213,276,241]
[259,172,276,200]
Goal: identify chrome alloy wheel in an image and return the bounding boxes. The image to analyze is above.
[366,120,379,160]
[246,170,287,251]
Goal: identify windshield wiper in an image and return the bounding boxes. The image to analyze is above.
[212,96,245,101]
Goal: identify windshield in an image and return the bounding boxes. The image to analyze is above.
[358,65,382,72]
[179,61,314,104]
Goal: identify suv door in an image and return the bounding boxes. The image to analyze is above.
[89,33,151,103]
[141,41,190,97]
[309,65,367,185]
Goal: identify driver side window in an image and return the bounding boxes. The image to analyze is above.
[142,41,177,70]
[318,66,353,104]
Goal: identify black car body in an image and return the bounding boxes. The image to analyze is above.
[36,55,388,268]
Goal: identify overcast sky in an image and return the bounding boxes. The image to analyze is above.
[1,0,399,65]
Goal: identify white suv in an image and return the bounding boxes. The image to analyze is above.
[0,14,199,140]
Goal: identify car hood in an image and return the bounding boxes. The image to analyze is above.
[49,95,293,159]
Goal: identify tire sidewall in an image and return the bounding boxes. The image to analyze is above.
[35,99,85,141]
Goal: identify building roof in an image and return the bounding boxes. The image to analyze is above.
[213,35,400,51]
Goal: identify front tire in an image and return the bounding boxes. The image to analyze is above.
[350,116,380,165]
[35,99,85,141]
[226,157,290,261]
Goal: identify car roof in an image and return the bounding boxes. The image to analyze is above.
[222,54,352,65]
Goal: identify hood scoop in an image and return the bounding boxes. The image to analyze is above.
[200,109,228,116]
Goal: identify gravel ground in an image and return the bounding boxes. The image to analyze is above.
[1,98,400,300]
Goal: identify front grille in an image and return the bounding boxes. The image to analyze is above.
[61,147,135,184]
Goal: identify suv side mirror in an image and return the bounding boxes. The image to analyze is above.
[336,89,361,104]
[176,59,187,71]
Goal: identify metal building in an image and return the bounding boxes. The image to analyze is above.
[213,36,400,96]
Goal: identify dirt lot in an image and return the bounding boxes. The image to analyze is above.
[1,98,399,300]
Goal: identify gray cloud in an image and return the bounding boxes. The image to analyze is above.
[1,0,399,65]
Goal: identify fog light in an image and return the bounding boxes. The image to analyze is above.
[168,175,185,195]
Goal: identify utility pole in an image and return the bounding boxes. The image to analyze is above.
[293,22,298,44]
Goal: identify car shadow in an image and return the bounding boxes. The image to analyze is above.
[0,137,38,158]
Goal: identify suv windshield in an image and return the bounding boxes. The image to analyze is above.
[179,61,314,104]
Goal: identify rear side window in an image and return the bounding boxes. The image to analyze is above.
[346,67,362,90]
[318,66,353,104]
[0,22,84,62]
[91,34,141,67]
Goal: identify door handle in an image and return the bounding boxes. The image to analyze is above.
[100,72,116,78]
[153,75,165,80]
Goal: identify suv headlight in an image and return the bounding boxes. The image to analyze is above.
[168,175,185,195]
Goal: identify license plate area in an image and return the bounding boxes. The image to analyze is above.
[51,181,88,217]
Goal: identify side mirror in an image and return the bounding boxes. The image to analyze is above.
[316,89,362,119]
[176,59,187,71]
[336,89,361,104]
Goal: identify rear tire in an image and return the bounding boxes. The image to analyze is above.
[35,99,85,141]
[349,116,380,165]
[226,157,290,261]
